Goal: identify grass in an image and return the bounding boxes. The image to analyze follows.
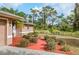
[35,30,79,38]
[57,31,79,38]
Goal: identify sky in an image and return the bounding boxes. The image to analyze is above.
[0,3,75,16]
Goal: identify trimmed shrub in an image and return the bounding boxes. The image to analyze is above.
[29,37,37,43]
[43,35,57,51]
[16,38,30,47]
[22,32,38,43]
[44,35,56,51]
[46,39,56,51]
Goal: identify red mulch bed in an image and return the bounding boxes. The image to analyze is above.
[54,45,74,55]
[12,36,22,46]
[27,39,47,51]
[12,36,74,55]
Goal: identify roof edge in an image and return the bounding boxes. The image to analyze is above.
[0,11,25,21]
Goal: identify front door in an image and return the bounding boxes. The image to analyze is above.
[0,20,6,45]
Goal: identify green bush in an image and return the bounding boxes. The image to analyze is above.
[17,38,30,47]
[62,45,70,52]
[22,32,38,43]
[45,38,56,51]
[44,35,56,51]
[29,37,37,43]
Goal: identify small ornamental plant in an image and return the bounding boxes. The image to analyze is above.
[45,37,56,51]
[22,32,38,43]
[29,36,37,43]
[47,39,56,51]
[62,45,70,52]
[44,35,57,51]
[16,38,30,47]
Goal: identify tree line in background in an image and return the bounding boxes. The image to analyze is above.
[0,3,79,32]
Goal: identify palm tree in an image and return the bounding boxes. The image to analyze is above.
[40,6,57,29]
[30,8,39,32]
[42,6,49,29]
[31,8,37,23]
[48,7,57,26]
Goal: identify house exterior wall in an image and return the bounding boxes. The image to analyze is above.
[0,11,25,46]
[0,19,34,45]
[0,18,13,45]
[16,27,22,36]
[0,14,33,45]
[22,25,33,35]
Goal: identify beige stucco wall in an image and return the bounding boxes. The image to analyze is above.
[22,25,33,35]
[0,18,13,45]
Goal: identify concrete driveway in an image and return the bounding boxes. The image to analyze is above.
[0,46,64,55]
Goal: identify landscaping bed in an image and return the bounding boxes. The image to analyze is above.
[12,32,75,55]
